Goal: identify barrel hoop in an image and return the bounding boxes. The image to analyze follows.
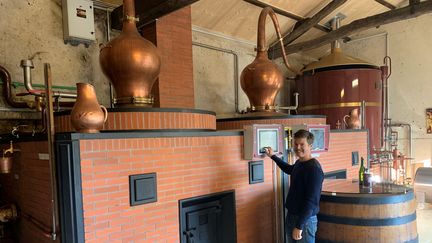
[317,212,416,226]
[298,101,381,111]
[321,191,414,204]
[316,235,418,243]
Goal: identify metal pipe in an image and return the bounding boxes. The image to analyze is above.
[192,42,241,114]
[20,59,77,99]
[11,108,47,138]
[331,17,341,51]
[0,107,37,112]
[276,92,299,114]
[257,8,298,75]
[0,65,30,108]
[390,122,413,164]
[44,63,59,241]
[360,100,366,129]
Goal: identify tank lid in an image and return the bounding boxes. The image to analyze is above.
[302,48,378,72]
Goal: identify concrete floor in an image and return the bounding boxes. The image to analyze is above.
[417,203,432,243]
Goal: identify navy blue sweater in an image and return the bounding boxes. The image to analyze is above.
[271,155,324,230]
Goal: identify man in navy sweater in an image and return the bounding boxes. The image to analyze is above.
[264,129,324,243]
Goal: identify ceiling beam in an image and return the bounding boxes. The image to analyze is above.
[111,0,199,31]
[269,0,347,55]
[271,0,432,57]
[243,0,331,33]
[375,0,397,10]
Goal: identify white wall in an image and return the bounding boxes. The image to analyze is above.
[0,0,111,107]
[341,14,432,167]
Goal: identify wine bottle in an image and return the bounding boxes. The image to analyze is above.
[359,157,365,186]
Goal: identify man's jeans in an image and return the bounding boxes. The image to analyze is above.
[285,214,318,243]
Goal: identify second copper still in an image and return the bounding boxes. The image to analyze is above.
[70,83,108,133]
[99,0,161,107]
[240,7,297,112]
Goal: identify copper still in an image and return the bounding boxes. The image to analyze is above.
[70,83,108,133]
[99,0,161,107]
[240,7,297,112]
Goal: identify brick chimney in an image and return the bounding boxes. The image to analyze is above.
[141,7,195,108]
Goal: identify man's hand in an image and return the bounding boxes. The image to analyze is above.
[263,147,274,157]
[292,228,302,241]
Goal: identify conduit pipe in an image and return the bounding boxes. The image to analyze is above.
[44,63,59,241]
[0,65,30,108]
[390,122,413,162]
[21,59,77,99]
[192,42,241,114]
[276,92,299,114]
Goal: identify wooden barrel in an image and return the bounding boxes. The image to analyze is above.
[317,190,418,243]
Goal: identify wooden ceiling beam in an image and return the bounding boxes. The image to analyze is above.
[271,0,432,57]
[111,0,199,31]
[243,0,331,33]
[269,0,347,56]
[375,0,397,10]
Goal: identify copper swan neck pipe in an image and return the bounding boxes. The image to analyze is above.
[257,7,298,75]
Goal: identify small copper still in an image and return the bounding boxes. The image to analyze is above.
[240,7,297,112]
[343,108,361,129]
[70,83,108,133]
[0,141,13,174]
[99,0,161,107]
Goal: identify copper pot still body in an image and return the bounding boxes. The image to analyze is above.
[99,0,161,107]
[240,7,297,112]
[70,83,108,133]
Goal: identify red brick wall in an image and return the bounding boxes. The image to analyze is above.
[319,131,369,179]
[54,110,216,133]
[142,7,194,108]
[79,136,274,243]
[217,117,326,130]
[0,141,59,243]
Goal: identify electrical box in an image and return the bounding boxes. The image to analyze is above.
[291,124,330,153]
[244,124,284,160]
[62,0,95,45]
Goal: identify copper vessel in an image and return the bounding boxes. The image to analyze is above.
[1,141,14,173]
[240,7,297,112]
[70,83,108,133]
[99,0,161,107]
[0,157,12,174]
[344,108,361,129]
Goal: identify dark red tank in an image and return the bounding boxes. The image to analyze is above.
[296,48,382,152]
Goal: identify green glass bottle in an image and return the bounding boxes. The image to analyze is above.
[359,157,365,186]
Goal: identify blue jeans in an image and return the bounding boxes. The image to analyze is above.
[285,214,318,243]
